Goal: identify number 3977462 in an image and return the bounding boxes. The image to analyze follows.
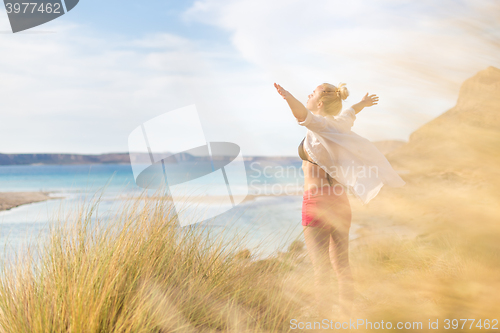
[5,2,61,14]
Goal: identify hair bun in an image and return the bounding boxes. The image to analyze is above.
[336,82,349,101]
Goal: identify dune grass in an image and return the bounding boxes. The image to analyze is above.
[0,190,307,332]
[0,181,499,332]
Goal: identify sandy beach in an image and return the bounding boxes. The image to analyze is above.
[0,192,55,212]
[140,191,302,204]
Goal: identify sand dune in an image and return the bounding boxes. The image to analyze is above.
[387,66,500,177]
[355,66,500,244]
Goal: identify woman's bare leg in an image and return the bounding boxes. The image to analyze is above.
[302,188,353,317]
[303,224,354,317]
[329,224,354,317]
[302,225,334,315]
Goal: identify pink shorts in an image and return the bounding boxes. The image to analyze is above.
[302,185,352,230]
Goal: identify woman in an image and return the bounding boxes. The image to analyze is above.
[274,82,405,318]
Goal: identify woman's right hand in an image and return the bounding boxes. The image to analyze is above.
[360,93,379,107]
[351,93,379,114]
[274,83,291,100]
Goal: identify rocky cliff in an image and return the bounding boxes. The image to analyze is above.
[387,66,500,179]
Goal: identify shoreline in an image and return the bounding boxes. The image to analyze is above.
[0,192,56,212]
[0,190,304,213]
[0,190,422,243]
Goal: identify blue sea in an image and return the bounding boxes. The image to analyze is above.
[0,161,315,259]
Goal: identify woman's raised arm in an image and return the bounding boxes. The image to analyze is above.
[274,83,308,122]
[350,93,379,114]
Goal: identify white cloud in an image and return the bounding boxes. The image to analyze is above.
[0,1,498,156]
[0,20,246,154]
[182,0,500,145]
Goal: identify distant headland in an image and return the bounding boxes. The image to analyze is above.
[0,140,406,166]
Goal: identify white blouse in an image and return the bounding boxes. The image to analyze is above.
[297,107,405,204]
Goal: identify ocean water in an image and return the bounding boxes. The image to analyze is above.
[0,162,311,259]
[0,161,364,260]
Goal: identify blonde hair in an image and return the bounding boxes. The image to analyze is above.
[318,82,349,116]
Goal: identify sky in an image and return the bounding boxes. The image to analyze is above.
[0,0,499,156]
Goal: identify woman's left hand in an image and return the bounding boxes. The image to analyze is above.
[361,93,379,107]
[274,83,292,100]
